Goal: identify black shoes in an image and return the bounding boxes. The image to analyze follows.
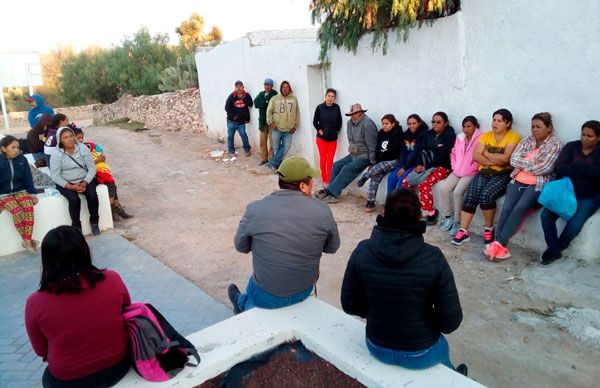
[426,209,439,225]
[227,284,241,315]
[357,175,368,188]
[91,224,100,236]
[455,363,468,376]
[540,249,563,266]
[365,201,376,212]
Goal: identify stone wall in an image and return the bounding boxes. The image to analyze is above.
[93,88,205,133]
[0,104,99,130]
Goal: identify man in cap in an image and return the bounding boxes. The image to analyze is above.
[224,80,253,156]
[317,103,378,203]
[26,94,54,128]
[253,78,278,165]
[228,156,341,313]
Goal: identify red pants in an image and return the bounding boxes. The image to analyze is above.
[316,137,337,184]
[0,191,35,240]
[403,167,450,212]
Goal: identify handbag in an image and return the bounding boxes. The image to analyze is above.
[538,177,577,220]
[405,150,434,186]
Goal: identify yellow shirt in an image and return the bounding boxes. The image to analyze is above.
[478,130,521,174]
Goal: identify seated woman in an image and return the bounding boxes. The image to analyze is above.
[73,128,133,220]
[44,113,69,163]
[0,135,39,251]
[452,109,521,247]
[27,113,52,162]
[25,226,131,387]
[50,127,101,236]
[402,112,456,225]
[341,188,466,375]
[540,120,600,265]
[486,113,562,260]
[356,114,404,212]
[387,114,428,191]
[437,116,482,235]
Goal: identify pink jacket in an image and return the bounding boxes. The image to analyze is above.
[450,128,482,177]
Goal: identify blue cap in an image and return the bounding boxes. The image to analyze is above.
[263,78,274,86]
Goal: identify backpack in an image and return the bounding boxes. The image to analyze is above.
[123,303,200,382]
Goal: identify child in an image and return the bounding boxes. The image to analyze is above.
[73,128,133,221]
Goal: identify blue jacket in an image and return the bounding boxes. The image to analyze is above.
[0,154,36,195]
[27,94,54,128]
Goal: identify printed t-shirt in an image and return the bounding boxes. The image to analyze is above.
[478,130,521,175]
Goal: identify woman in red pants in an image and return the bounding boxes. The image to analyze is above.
[313,88,342,188]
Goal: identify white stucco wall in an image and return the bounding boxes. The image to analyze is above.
[196,0,600,260]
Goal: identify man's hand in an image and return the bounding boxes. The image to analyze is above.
[289,128,296,134]
[269,123,277,130]
[396,168,406,177]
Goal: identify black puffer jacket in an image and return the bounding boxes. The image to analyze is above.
[341,215,462,351]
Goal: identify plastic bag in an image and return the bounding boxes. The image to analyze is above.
[538,177,577,220]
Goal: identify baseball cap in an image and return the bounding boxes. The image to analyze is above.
[263,78,274,86]
[277,156,320,182]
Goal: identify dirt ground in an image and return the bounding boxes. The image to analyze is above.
[81,125,598,388]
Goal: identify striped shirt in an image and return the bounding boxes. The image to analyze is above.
[509,135,563,191]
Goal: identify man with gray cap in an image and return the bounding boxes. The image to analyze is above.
[228,156,340,313]
[224,80,253,156]
[254,78,278,165]
[317,103,378,203]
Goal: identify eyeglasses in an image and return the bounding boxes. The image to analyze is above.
[431,120,443,124]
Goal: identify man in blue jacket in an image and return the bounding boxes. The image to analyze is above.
[27,94,54,128]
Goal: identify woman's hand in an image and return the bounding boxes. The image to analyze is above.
[32,197,39,205]
[95,154,106,163]
[414,165,425,173]
[318,129,324,136]
[396,168,406,177]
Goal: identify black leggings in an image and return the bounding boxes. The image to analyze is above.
[56,179,100,227]
[42,355,130,388]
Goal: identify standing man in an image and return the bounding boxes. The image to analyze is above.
[224,81,253,156]
[254,78,278,166]
[264,81,300,170]
[228,156,340,313]
[317,104,378,203]
[27,94,54,128]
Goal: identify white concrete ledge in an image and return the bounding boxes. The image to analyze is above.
[116,297,481,387]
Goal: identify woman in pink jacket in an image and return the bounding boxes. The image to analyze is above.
[438,116,482,235]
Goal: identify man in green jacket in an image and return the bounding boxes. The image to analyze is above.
[254,78,278,166]
[265,80,300,170]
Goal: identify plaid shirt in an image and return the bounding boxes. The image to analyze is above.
[510,135,563,191]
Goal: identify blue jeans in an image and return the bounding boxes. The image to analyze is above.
[226,121,251,154]
[387,166,415,193]
[541,194,600,254]
[366,335,454,370]
[267,129,293,168]
[327,155,370,197]
[237,276,313,312]
[496,182,540,246]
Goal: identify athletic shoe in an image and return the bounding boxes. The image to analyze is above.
[227,284,242,315]
[365,201,376,212]
[91,224,101,236]
[540,249,563,266]
[485,241,511,261]
[484,227,495,246]
[439,216,454,231]
[449,221,460,236]
[357,175,368,188]
[244,150,251,157]
[313,189,328,199]
[455,364,468,377]
[321,194,341,204]
[452,229,471,245]
[426,209,439,226]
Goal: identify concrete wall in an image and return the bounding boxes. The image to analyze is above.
[196,0,600,260]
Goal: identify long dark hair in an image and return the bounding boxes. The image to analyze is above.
[582,120,600,136]
[384,188,421,224]
[0,135,18,155]
[40,226,105,294]
[493,108,513,129]
[50,113,67,128]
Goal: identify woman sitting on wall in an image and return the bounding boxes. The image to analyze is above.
[25,226,131,387]
[452,109,521,247]
[50,127,101,236]
[402,111,456,225]
[437,116,482,236]
[27,114,52,162]
[0,135,39,252]
[486,112,562,260]
[387,114,428,191]
[341,188,467,375]
[356,114,404,212]
[540,120,600,265]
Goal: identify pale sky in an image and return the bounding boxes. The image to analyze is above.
[1,0,316,53]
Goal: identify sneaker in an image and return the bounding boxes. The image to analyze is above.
[244,150,251,157]
[321,194,341,204]
[259,160,268,166]
[484,227,495,246]
[227,284,241,315]
[356,175,368,188]
[449,221,460,236]
[91,224,101,236]
[426,209,439,226]
[439,216,454,231]
[365,201,376,212]
[313,189,328,199]
[452,228,470,246]
[540,249,563,266]
[455,364,468,377]
[228,151,237,156]
[485,241,511,261]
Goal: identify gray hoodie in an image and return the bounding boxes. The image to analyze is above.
[50,128,96,187]
[347,114,378,164]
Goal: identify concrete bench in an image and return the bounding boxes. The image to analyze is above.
[0,156,113,257]
[347,172,599,261]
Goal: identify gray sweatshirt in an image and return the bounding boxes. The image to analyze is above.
[50,143,97,187]
[347,114,378,164]
[234,189,340,296]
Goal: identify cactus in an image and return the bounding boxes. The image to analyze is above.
[158,54,199,92]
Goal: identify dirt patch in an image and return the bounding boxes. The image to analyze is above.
[85,125,600,388]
